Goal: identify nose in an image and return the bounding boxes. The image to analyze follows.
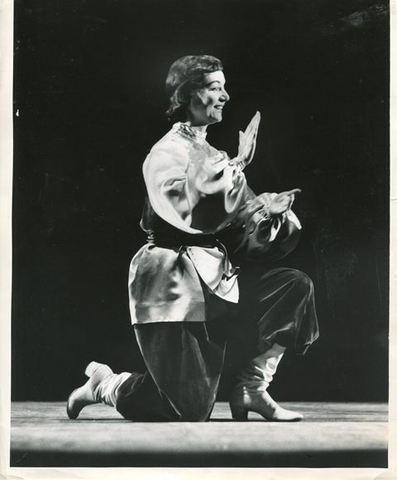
[220,88,230,103]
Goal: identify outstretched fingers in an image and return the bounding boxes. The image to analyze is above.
[284,188,301,209]
[244,111,261,138]
[286,188,302,195]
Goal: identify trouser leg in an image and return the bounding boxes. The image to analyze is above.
[253,268,319,354]
[116,321,226,422]
[115,369,178,421]
[229,266,319,368]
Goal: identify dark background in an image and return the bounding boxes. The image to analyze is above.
[12,0,389,402]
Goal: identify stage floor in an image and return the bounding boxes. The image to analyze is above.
[10,401,388,468]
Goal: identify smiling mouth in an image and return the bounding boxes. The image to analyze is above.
[214,105,224,110]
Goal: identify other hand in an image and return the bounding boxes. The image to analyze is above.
[269,188,301,216]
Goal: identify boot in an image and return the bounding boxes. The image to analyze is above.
[66,361,130,419]
[229,344,303,422]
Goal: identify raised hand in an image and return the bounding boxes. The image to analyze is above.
[237,111,261,168]
[269,188,301,216]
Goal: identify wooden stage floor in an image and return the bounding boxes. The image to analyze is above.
[10,401,388,468]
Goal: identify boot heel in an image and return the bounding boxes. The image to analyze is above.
[230,405,248,421]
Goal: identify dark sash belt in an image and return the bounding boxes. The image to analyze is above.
[148,231,219,248]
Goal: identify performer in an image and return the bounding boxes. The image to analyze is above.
[67,55,319,422]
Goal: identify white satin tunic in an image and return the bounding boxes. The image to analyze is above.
[128,123,301,325]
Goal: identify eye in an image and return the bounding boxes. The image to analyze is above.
[210,87,222,92]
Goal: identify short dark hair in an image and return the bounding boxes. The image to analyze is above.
[165,55,223,122]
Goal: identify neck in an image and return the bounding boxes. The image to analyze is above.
[184,118,208,133]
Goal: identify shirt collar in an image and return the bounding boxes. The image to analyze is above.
[173,122,208,141]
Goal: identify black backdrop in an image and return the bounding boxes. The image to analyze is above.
[12,0,389,402]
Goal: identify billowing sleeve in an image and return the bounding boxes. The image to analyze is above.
[143,139,248,234]
[226,190,302,261]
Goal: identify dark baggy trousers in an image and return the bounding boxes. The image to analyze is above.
[116,267,319,422]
